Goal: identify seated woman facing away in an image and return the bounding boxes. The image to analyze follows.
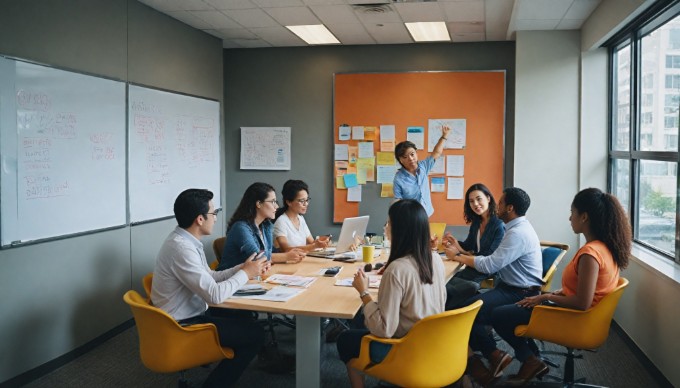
[217,182,306,270]
[336,199,447,388]
[273,179,330,252]
[442,183,505,309]
[479,187,631,386]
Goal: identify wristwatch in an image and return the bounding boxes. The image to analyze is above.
[359,290,370,299]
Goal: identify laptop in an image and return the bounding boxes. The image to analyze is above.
[308,215,370,258]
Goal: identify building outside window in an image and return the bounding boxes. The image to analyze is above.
[610,4,680,262]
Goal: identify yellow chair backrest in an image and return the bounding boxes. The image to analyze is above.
[429,222,447,251]
[211,236,226,269]
[123,290,233,373]
[142,272,153,300]
[515,277,628,350]
[350,299,482,388]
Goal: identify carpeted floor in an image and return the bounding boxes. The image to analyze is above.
[22,319,670,388]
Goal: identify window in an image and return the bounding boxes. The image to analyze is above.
[609,4,680,262]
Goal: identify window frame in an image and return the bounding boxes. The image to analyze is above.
[608,1,680,264]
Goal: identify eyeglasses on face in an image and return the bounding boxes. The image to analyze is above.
[296,197,311,205]
[205,209,221,218]
[262,199,280,207]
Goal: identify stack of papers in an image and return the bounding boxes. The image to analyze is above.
[264,274,317,288]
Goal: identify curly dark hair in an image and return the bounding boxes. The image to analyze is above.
[463,183,497,224]
[572,188,631,269]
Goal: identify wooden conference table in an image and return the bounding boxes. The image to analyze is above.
[214,252,460,388]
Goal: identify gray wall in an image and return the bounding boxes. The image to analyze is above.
[0,0,224,383]
[222,43,515,236]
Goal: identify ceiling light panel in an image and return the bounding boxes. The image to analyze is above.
[287,24,341,44]
[405,21,451,42]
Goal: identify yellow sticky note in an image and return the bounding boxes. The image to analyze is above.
[336,176,347,189]
[357,157,375,182]
[357,167,367,184]
[381,183,394,198]
[364,126,377,141]
[377,152,395,165]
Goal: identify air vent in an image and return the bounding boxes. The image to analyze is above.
[351,4,392,14]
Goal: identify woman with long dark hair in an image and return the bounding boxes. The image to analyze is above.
[336,199,446,388]
[442,183,505,309]
[217,182,305,270]
[486,188,631,386]
[273,179,329,252]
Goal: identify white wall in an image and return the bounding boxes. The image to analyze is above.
[514,30,582,259]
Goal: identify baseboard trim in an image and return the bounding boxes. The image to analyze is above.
[0,319,135,388]
[611,320,674,388]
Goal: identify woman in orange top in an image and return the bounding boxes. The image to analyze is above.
[488,188,631,386]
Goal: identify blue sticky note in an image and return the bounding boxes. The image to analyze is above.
[343,173,358,188]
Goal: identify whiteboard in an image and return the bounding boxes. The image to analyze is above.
[0,57,126,246]
[128,85,221,223]
[240,127,291,170]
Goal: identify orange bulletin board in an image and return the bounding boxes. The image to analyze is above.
[333,72,505,226]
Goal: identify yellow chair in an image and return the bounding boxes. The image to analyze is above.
[211,236,226,270]
[349,300,483,388]
[142,272,153,300]
[429,222,447,251]
[514,277,629,386]
[123,290,234,386]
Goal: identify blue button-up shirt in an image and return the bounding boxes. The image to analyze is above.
[393,156,436,216]
[218,220,273,270]
[473,216,543,288]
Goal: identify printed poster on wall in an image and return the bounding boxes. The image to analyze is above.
[240,127,291,170]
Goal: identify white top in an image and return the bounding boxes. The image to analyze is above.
[273,213,312,247]
[151,226,248,321]
[363,253,446,338]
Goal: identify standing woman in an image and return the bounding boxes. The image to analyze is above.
[442,183,505,309]
[489,188,631,386]
[217,182,306,271]
[336,199,447,388]
[273,180,329,252]
[393,126,450,217]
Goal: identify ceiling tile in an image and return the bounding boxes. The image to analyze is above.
[516,0,572,20]
[450,32,485,42]
[251,0,305,7]
[213,27,258,39]
[204,0,258,10]
[327,23,376,45]
[302,0,346,4]
[177,0,216,11]
[264,6,321,25]
[251,26,306,46]
[221,39,242,48]
[557,19,585,29]
[232,37,272,47]
[449,21,485,33]
[515,19,561,30]
[565,0,601,20]
[167,10,214,29]
[227,8,280,28]
[364,22,412,44]
[191,10,242,28]
[441,1,485,22]
[485,0,513,41]
[393,2,444,23]
[353,5,403,24]
[310,5,360,24]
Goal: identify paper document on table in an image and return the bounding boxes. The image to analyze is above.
[231,286,305,302]
[335,275,381,288]
[265,274,317,288]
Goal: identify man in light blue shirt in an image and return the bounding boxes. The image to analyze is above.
[445,187,542,385]
[393,125,450,217]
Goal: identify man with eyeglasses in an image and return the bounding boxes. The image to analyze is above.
[151,188,270,387]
